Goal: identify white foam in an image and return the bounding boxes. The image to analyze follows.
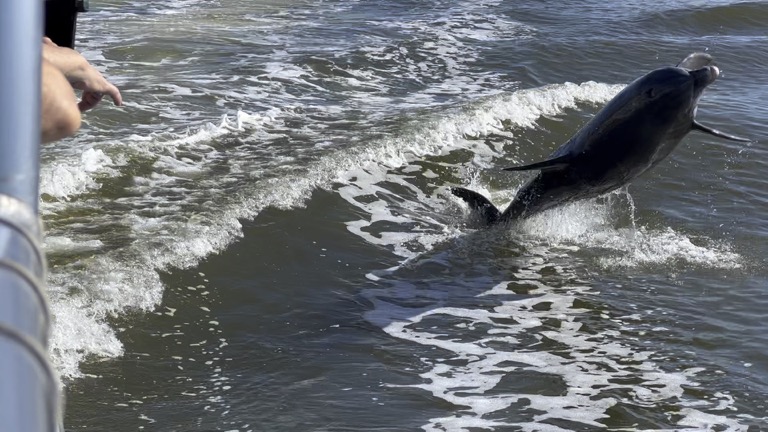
[43,236,104,253]
[506,192,742,269]
[367,258,747,430]
[43,111,276,378]
[336,81,749,429]
[49,295,125,380]
[40,148,116,200]
[47,3,741,409]
[338,78,738,271]
[338,82,625,261]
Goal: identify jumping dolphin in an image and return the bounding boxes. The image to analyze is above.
[451,53,749,225]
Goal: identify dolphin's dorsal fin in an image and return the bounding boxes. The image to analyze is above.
[503,154,572,172]
[692,120,750,142]
[677,53,714,70]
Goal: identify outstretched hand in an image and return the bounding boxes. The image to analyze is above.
[42,37,123,111]
[74,84,121,112]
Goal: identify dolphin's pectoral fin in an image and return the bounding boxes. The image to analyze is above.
[692,120,751,142]
[450,187,502,225]
[677,53,714,70]
[503,154,572,172]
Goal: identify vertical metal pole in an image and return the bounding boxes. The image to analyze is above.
[0,1,61,431]
[0,0,41,213]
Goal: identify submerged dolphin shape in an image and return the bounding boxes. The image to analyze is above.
[451,53,749,225]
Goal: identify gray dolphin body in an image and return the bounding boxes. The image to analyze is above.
[451,53,749,225]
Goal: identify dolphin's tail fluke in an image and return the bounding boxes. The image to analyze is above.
[450,187,502,225]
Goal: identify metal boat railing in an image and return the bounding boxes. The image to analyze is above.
[0,0,63,430]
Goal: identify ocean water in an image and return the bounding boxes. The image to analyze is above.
[44,0,768,430]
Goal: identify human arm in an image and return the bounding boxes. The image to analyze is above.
[41,38,122,111]
[41,59,81,143]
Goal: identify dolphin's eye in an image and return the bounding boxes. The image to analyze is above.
[646,88,656,98]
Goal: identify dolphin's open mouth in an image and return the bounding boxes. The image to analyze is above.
[690,65,719,89]
[677,52,720,90]
[685,60,750,142]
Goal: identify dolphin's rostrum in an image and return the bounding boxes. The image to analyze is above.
[451,53,749,225]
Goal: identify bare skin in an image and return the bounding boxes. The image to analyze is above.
[41,59,81,143]
[42,37,123,112]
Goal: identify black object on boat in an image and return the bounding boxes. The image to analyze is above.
[44,0,89,48]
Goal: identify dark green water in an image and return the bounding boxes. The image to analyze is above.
[45,0,768,430]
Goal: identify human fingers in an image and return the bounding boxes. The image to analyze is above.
[102,81,123,106]
[86,82,122,107]
[78,90,103,112]
[70,65,121,103]
[74,77,122,110]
